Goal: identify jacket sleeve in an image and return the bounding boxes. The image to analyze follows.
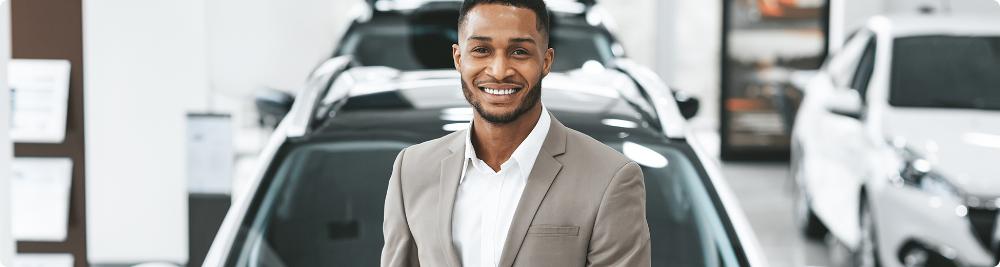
[587,161,651,266]
[381,148,420,267]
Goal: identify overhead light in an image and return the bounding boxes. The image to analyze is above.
[622,142,668,168]
[955,205,968,217]
[442,122,469,132]
[601,118,637,129]
[581,60,605,73]
[441,107,474,122]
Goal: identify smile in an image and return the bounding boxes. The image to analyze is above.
[479,86,521,96]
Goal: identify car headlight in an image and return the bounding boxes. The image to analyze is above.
[897,150,963,199]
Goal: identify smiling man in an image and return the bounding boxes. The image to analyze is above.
[381,0,650,266]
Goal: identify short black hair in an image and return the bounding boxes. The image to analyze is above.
[457,0,550,45]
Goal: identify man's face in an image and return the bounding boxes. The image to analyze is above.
[452,4,554,124]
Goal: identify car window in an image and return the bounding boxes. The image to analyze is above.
[230,141,410,267]
[225,140,745,266]
[825,32,871,88]
[612,142,742,267]
[334,17,616,72]
[889,36,1000,110]
[849,38,877,102]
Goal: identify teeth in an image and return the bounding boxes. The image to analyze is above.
[484,88,516,95]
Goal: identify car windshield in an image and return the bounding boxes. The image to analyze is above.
[226,140,745,266]
[334,16,615,72]
[889,36,1000,110]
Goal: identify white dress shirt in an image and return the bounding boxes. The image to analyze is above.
[452,106,551,267]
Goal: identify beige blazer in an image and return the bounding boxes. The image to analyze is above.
[382,114,650,267]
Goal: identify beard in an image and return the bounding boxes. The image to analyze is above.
[461,76,542,125]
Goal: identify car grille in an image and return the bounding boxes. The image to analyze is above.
[967,207,997,251]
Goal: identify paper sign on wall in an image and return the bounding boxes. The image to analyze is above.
[14,254,73,267]
[11,158,72,242]
[8,59,71,143]
[187,114,234,194]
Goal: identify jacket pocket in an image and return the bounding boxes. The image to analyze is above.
[527,225,580,237]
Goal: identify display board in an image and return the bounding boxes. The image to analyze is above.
[8,59,71,144]
[11,0,89,265]
[720,0,829,160]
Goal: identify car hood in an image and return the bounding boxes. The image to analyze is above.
[884,108,1000,197]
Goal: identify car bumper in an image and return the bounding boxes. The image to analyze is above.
[873,183,999,267]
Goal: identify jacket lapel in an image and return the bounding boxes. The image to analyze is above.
[498,115,568,267]
[438,131,466,267]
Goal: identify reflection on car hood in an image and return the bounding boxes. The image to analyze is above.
[884,108,1000,197]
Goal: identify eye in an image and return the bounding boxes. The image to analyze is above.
[471,47,490,55]
[512,49,529,56]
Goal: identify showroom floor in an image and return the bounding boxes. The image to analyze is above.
[720,162,852,267]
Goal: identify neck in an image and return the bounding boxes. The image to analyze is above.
[471,104,544,171]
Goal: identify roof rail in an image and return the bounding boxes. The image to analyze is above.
[285,55,353,138]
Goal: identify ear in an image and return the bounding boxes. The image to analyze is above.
[542,47,554,76]
[452,43,462,70]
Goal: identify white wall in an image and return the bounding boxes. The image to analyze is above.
[602,0,657,68]
[666,0,721,130]
[83,0,210,264]
[0,1,13,265]
[206,0,359,202]
[205,0,354,97]
[83,0,357,264]
[603,0,720,130]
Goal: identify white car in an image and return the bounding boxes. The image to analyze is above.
[202,58,766,266]
[792,15,1000,267]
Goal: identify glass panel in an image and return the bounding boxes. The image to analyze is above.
[335,14,614,72]
[889,36,1000,110]
[609,142,741,266]
[227,141,743,266]
[849,37,876,101]
[232,141,410,267]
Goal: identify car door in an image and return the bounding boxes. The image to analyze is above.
[806,31,878,245]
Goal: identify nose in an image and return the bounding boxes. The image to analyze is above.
[485,54,514,82]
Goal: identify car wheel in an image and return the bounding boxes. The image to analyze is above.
[791,139,826,240]
[856,201,881,267]
[795,184,827,240]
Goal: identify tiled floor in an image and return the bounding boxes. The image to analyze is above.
[692,129,850,266]
[720,162,852,267]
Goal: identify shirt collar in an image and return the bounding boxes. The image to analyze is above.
[462,105,551,183]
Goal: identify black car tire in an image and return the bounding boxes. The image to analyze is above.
[795,184,828,240]
[792,152,827,240]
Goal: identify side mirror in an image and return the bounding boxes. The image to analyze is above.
[672,90,699,120]
[255,88,295,129]
[825,89,863,119]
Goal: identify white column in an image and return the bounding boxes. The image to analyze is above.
[657,0,722,130]
[0,0,14,265]
[83,0,210,264]
[654,0,678,84]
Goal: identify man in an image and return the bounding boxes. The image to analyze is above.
[381,0,650,266]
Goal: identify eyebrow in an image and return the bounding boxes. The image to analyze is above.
[510,37,536,44]
[468,35,492,42]
[467,35,536,45]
